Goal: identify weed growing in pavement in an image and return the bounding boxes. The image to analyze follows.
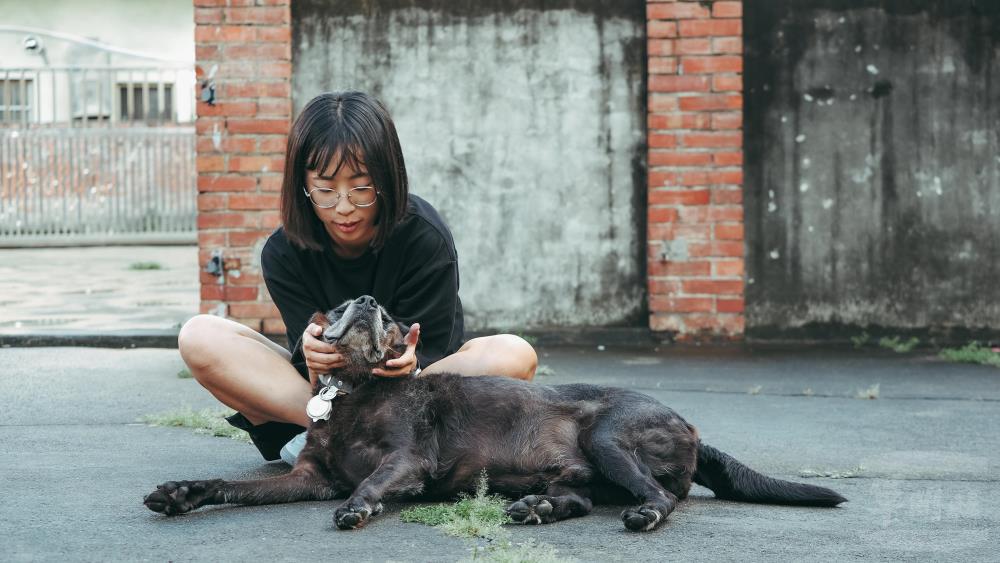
[851,332,870,349]
[141,407,250,443]
[534,364,555,377]
[878,336,919,353]
[468,538,571,563]
[939,342,1000,368]
[128,261,163,270]
[801,388,815,396]
[855,383,880,400]
[176,368,193,379]
[799,465,865,479]
[747,385,762,395]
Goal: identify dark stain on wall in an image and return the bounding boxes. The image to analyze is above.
[745,0,1000,338]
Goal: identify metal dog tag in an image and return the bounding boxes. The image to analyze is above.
[319,386,339,401]
[306,395,333,422]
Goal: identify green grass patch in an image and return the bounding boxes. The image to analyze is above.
[128,261,163,270]
[878,336,919,353]
[470,539,572,563]
[850,331,870,349]
[534,364,555,377]
[140,407,251,443]
[855,383,880,400]
[176,368,193,379]
[401,472,510,538]
[939,342,1000,368]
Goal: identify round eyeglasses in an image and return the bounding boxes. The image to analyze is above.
[303,186,379,208]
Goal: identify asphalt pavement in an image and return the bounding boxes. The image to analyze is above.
[1,344,997,562]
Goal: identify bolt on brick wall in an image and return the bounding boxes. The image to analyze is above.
[194,0,291,335]
[646,0,745,339]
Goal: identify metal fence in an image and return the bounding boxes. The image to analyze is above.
[0,66,196,245]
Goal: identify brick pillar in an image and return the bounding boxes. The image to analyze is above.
[194,0,291,335]
[646,0,745,340]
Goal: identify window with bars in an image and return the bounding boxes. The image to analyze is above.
[117,82,173,122]
[0,79,35,123]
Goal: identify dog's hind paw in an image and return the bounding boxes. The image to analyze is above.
[334,499,382,530]
[621,503,666,532]
[143,479,223,516]
[506,495,555,525]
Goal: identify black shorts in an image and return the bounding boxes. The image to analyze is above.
[225,411,305,462]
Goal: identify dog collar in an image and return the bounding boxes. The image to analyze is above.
[306,374,352,422]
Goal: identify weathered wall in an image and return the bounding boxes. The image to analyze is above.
[745,0,1000,335]
[292,0,646,330]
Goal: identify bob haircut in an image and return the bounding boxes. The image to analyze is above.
[280,91,409,251]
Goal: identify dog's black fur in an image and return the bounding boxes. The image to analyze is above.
[145,295,846,531]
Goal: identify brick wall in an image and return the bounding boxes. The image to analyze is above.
[194,0,291,335]
[193,0,745,340]
[646,0,745,339]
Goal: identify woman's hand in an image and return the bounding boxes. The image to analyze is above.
[302,323,347,385]
[373,323,421,378]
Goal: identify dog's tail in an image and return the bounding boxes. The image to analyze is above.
[693,442,847,507]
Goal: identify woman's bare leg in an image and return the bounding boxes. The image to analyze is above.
[421,334,537,381]
[178,314,311,427]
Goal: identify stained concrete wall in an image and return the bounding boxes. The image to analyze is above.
[745,0,1000,336]
[292,0,646,330]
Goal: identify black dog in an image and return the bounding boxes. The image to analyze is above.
[145,295,845,531]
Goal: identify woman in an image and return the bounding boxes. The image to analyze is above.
[178,91,537,464]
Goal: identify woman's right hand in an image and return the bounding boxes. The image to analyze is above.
[302,323,347,385]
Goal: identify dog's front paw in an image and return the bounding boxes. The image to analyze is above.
[143,479,223,516]
[506,495,555,525]
[621,502,668,532]
[334,498,383,530]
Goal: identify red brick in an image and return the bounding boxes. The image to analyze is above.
[712,75,743,92]
[649,189,711,205]
[684,314,745,334]
[224,286,259,301]
[260,61,292,78]
[712,187,743,204]
[224,7,289,24]
[714,223,744,240]
[681,132,742,148]
[201,285,224,300]
[227,119,289,135]
[229,156,283,173]
[197,193,227,211]
[717,298,746,313]
[650,223,711,241]
[688,241,744,257]
[227,271,263,286]
[648,207,680,223]
[649,57,678,74]
[650,296,714,313]
[649,151,713,167]
[195,117,223,135]
[259,174,285,192]
[676,38,712,55]
[712,111,742,129]
[648,3,711,20]
[195,44,220,60]
[225,43,291,60]
[712,2,743,18]
[198,212,257,229]
[679,19,742,37]
[258,98,292,117]
[648,21,678,38]
[262,317,286,335]
[682,279,743,295]
[648,279,682,295]
[714,259,745,277]
[648,39,674,56]
[229,302,280,318]
[649,94,679,112]
[712,37,742,54]
[195,25,255,43]
[196,155,225,172]
[678,171,710,186]
[194,7,222,24]
[713,151,744,166]
[198,231,227,247]
[260,212,282,229]
[648,261,712,277]
[197,101,257,117]
[649,313,684,333]
[652,112,710,129]
[258,136,287,154]
[680,205,743,223]
[220,82,290,98]
[230,194,280,210]
[649,75,710,93]
[229,229,271,247]
[198,174,257,192]
[256,26,292,42]
[678,94,742,111]
[649,133,678,148]
[681,56,743,74]
[709,170,744,185]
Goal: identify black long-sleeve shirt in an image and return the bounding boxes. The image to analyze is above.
[261,194,465,378]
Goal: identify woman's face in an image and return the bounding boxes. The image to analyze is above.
[305,158,379,258]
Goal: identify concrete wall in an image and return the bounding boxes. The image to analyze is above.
[292,0,647,330]
[744,0,1000,336]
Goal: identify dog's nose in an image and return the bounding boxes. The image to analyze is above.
[356,295,378,310]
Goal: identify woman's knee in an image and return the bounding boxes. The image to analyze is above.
[177,314,246,376]
[466,334,538,380]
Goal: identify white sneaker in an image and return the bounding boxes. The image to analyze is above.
[279,431,307,465]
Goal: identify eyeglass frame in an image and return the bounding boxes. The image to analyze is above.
[302,185,380,209]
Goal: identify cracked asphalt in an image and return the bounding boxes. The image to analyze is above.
[1,344,997,561]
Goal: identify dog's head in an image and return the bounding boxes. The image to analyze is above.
[309,295,409,384]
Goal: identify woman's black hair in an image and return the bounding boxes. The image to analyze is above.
[280,91,408,251]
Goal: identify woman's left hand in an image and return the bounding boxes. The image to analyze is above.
[373,323,421,378]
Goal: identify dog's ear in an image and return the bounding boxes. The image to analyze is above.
[383,321,410,360]
[309,311,330,328]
